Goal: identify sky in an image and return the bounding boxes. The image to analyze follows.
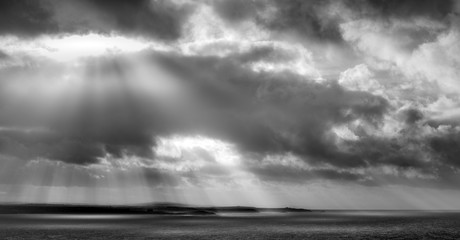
[1,0,460,210]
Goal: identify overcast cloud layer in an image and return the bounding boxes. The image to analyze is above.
[1,0,460,206]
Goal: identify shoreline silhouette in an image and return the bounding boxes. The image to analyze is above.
[0,203,312,215]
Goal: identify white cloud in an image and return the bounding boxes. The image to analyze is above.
[340,15,460,95]
[331,124,359,142]
[339,64,382,94]
[341,19,412,65]
[404,25,460,93]
[155,135,241,167]
[178,3,322,79]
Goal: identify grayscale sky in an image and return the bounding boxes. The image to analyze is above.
[1,0,460,209]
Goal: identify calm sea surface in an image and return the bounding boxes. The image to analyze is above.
[0,211,459,239]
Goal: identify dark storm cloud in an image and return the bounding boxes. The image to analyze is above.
[75,0,193,40]
[209,0,352,43]
[212,0,456,45]
[345,136,428,169]
[0,0,193,40]
[429,132,460,168]
[0,0,57,37]
[0,129,104,165]
[360,0,455,20]
[242,127,446,188]
[245,130,460,189]
[211,0,454,43]
[400,108,424,125]
[267,0,343,41]
[212,0,258,22]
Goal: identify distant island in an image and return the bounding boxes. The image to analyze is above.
[0,203,312,215]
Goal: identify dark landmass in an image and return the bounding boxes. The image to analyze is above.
[0,203,312,215]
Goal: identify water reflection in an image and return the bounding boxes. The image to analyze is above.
[0,211,459,239]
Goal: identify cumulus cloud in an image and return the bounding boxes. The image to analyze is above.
[339,64,383,94]
[404,24,460,93]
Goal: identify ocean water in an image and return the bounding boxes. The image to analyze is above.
[0,211,459,239]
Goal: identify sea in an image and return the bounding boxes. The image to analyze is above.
[0,211,459,239]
